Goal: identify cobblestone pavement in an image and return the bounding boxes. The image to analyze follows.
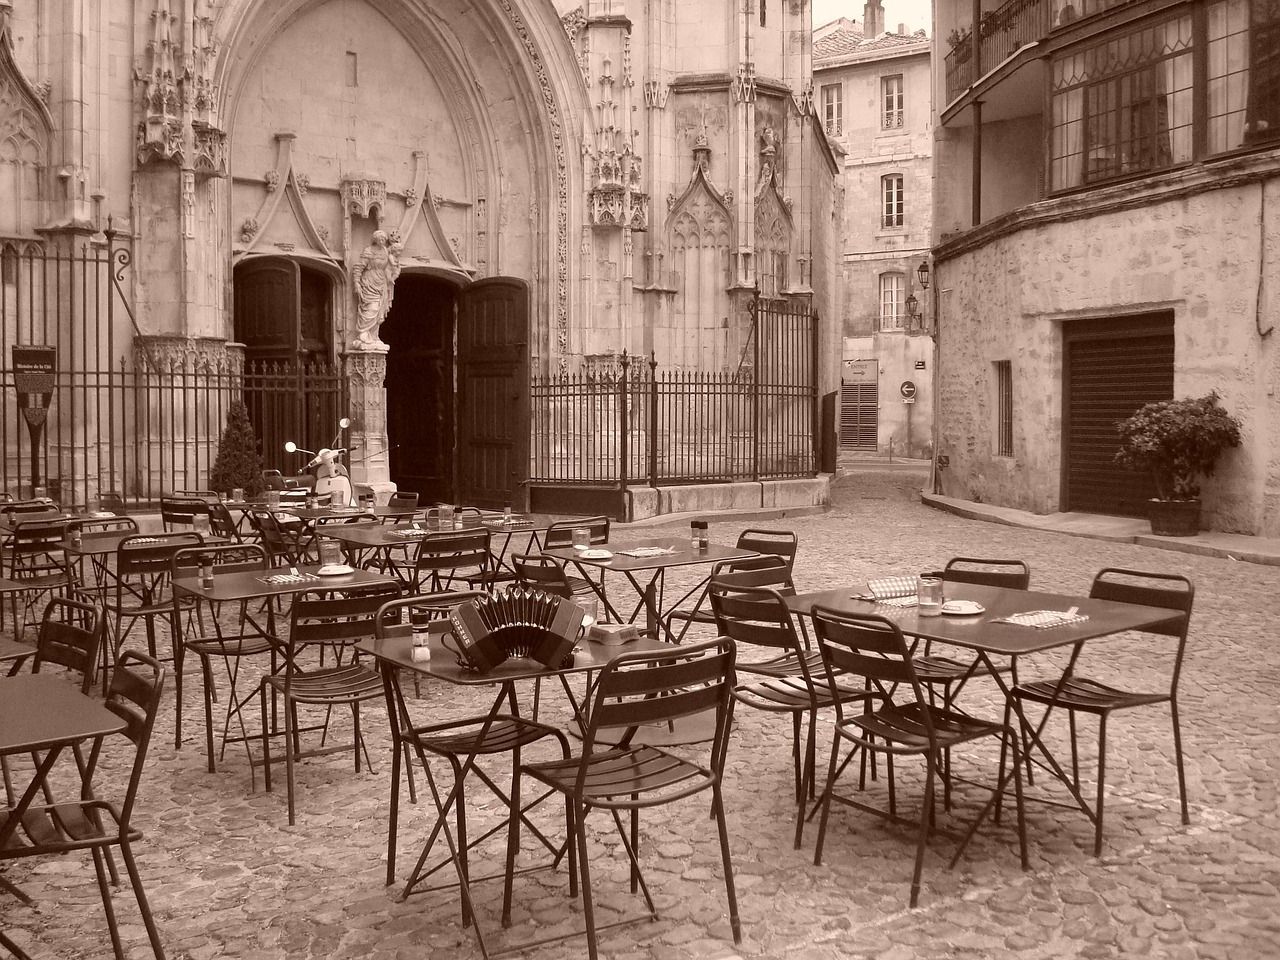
[5,469,1279,959]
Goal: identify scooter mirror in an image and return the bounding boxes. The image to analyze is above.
[338,417,351,430]
[284,441,298,454]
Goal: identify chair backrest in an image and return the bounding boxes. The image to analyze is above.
[736,528,798,574]
[388,491,419,509]
[80,515,138,535]
[262,469,287,491]
[171,542,268,580]
[708,580,805,656]
[511,553,574,598]
[708,553,795,594]
[544,516,610,549]
[7,518,75,579]
[98,649,166,827]
[578,637,736,770]
[810,605,932,733]
[942,557,1031,590]
[414,529,492,576]
[173,489,220,503]
[289,584,403,664]
[1089,567,1194,684]
[117,532,203,579]
[207,500,241,541]
[1,500,54,518]
[161,496,210,531]
[32,596,104,694]
[247,510,296,558]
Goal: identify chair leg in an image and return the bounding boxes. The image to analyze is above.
[260,683,273,794]
[199,654,216,773]
[575,802,600,960]
[387,733,404,886]
[90,845,126,960]
[711,780,742,943]
[1170,698,1189,825]
[285,692,297,825]
[813,731,843,865]
[0,931,33,960]
[502,746,522,927]
[1093,713,1108,857]
[120,838,167,960]
[910,756,936,908]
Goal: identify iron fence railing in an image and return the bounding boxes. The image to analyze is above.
[0,235,346,506]
[531,300,819,487]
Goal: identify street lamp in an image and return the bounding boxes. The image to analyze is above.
[916,259,931,291]
[905,292,919,321]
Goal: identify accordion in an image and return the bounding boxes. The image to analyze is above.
[445,587,586,672]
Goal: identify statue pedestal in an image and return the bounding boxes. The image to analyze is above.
[344,346,396,495]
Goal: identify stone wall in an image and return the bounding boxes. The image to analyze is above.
[935,156,1280,534]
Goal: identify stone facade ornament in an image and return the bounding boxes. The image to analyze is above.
[403,186,418,207]
[191,120,225,177]
[643,80,669,109]
[340,174,387,221]
[295,172,310,196]
[240,218,258,242]
[734,64,757,103]
[264,170,279,192]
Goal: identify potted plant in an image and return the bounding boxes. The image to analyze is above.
[209,400,267,499]
[1114,391,1242,536]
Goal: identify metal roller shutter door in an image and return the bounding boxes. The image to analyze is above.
[1064,315,1174,516]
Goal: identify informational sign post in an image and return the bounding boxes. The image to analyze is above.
[12,345,56,493]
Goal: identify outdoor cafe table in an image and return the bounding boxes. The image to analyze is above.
[784,581,1180,852]
[0,672,127,946]
[542,537,759,642]
[357,625,673,958]
[0,579,31,653]
[318,513,589,583]
[172,563,400,776]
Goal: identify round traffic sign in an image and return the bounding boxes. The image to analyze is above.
[900,380,917,400]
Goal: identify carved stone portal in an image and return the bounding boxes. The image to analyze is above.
[344,349,394,494]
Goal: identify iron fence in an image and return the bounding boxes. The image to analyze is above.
[0,235,346,506]
[531,299,818,487]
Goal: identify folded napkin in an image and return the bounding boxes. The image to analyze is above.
[875,594,919,608]
[484,517,534,527]
[618,546,677,558]
[260,572,321,584]
[863,575,920,600]
[994,610,1090,629]
[389,528,431,537]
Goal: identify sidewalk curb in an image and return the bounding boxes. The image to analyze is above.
[922,492,1280,566]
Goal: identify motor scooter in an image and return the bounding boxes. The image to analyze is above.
[284,418,357,506]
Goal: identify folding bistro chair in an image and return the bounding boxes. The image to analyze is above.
[1008,567,1194,855]
[0,650,168,960]
[522,637,741,960]
[810,605,1027,907]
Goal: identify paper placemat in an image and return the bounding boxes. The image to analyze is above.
[994,610,1090,629]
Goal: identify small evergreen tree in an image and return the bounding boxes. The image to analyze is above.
[209,400,266,497]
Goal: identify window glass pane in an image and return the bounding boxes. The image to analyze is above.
[822,84,843,136]
[882,174,904,227]
[1208,0,1280,153]
[879,273,905,331]
[882,75,904,128]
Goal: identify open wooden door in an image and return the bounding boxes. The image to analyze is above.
[455,277,530,509]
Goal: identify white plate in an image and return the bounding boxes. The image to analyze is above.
[316,564,355,577]
[941,600,985,616]
[579,549,613,560]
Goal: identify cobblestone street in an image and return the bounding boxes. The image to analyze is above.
[5,468,1279,959]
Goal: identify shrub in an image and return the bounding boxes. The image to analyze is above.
[209,401,266,497]
[1114,392,1242,500]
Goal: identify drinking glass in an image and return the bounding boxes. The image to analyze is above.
[231,487,245,503]
[917,576,943,616]
[330,489,343,507]
[572,526,591,550]
[318,540,342,567]
[438,503,454,528]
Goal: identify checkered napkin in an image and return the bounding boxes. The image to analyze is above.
[260,572,321,584]
[865,576,920,600]
[389,528,431,538]
[484,517,534,528]
[618,546,677,558]
[129,537,164,544]
[994,610,1090,629]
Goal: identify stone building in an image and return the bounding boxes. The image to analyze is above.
[814,3,932,458]
[933,0,1280,533]
[0,0,838,512]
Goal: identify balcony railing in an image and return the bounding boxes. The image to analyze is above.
[944,0,1050,102]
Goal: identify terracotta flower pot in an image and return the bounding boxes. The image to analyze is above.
[1147,498,1200,537]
